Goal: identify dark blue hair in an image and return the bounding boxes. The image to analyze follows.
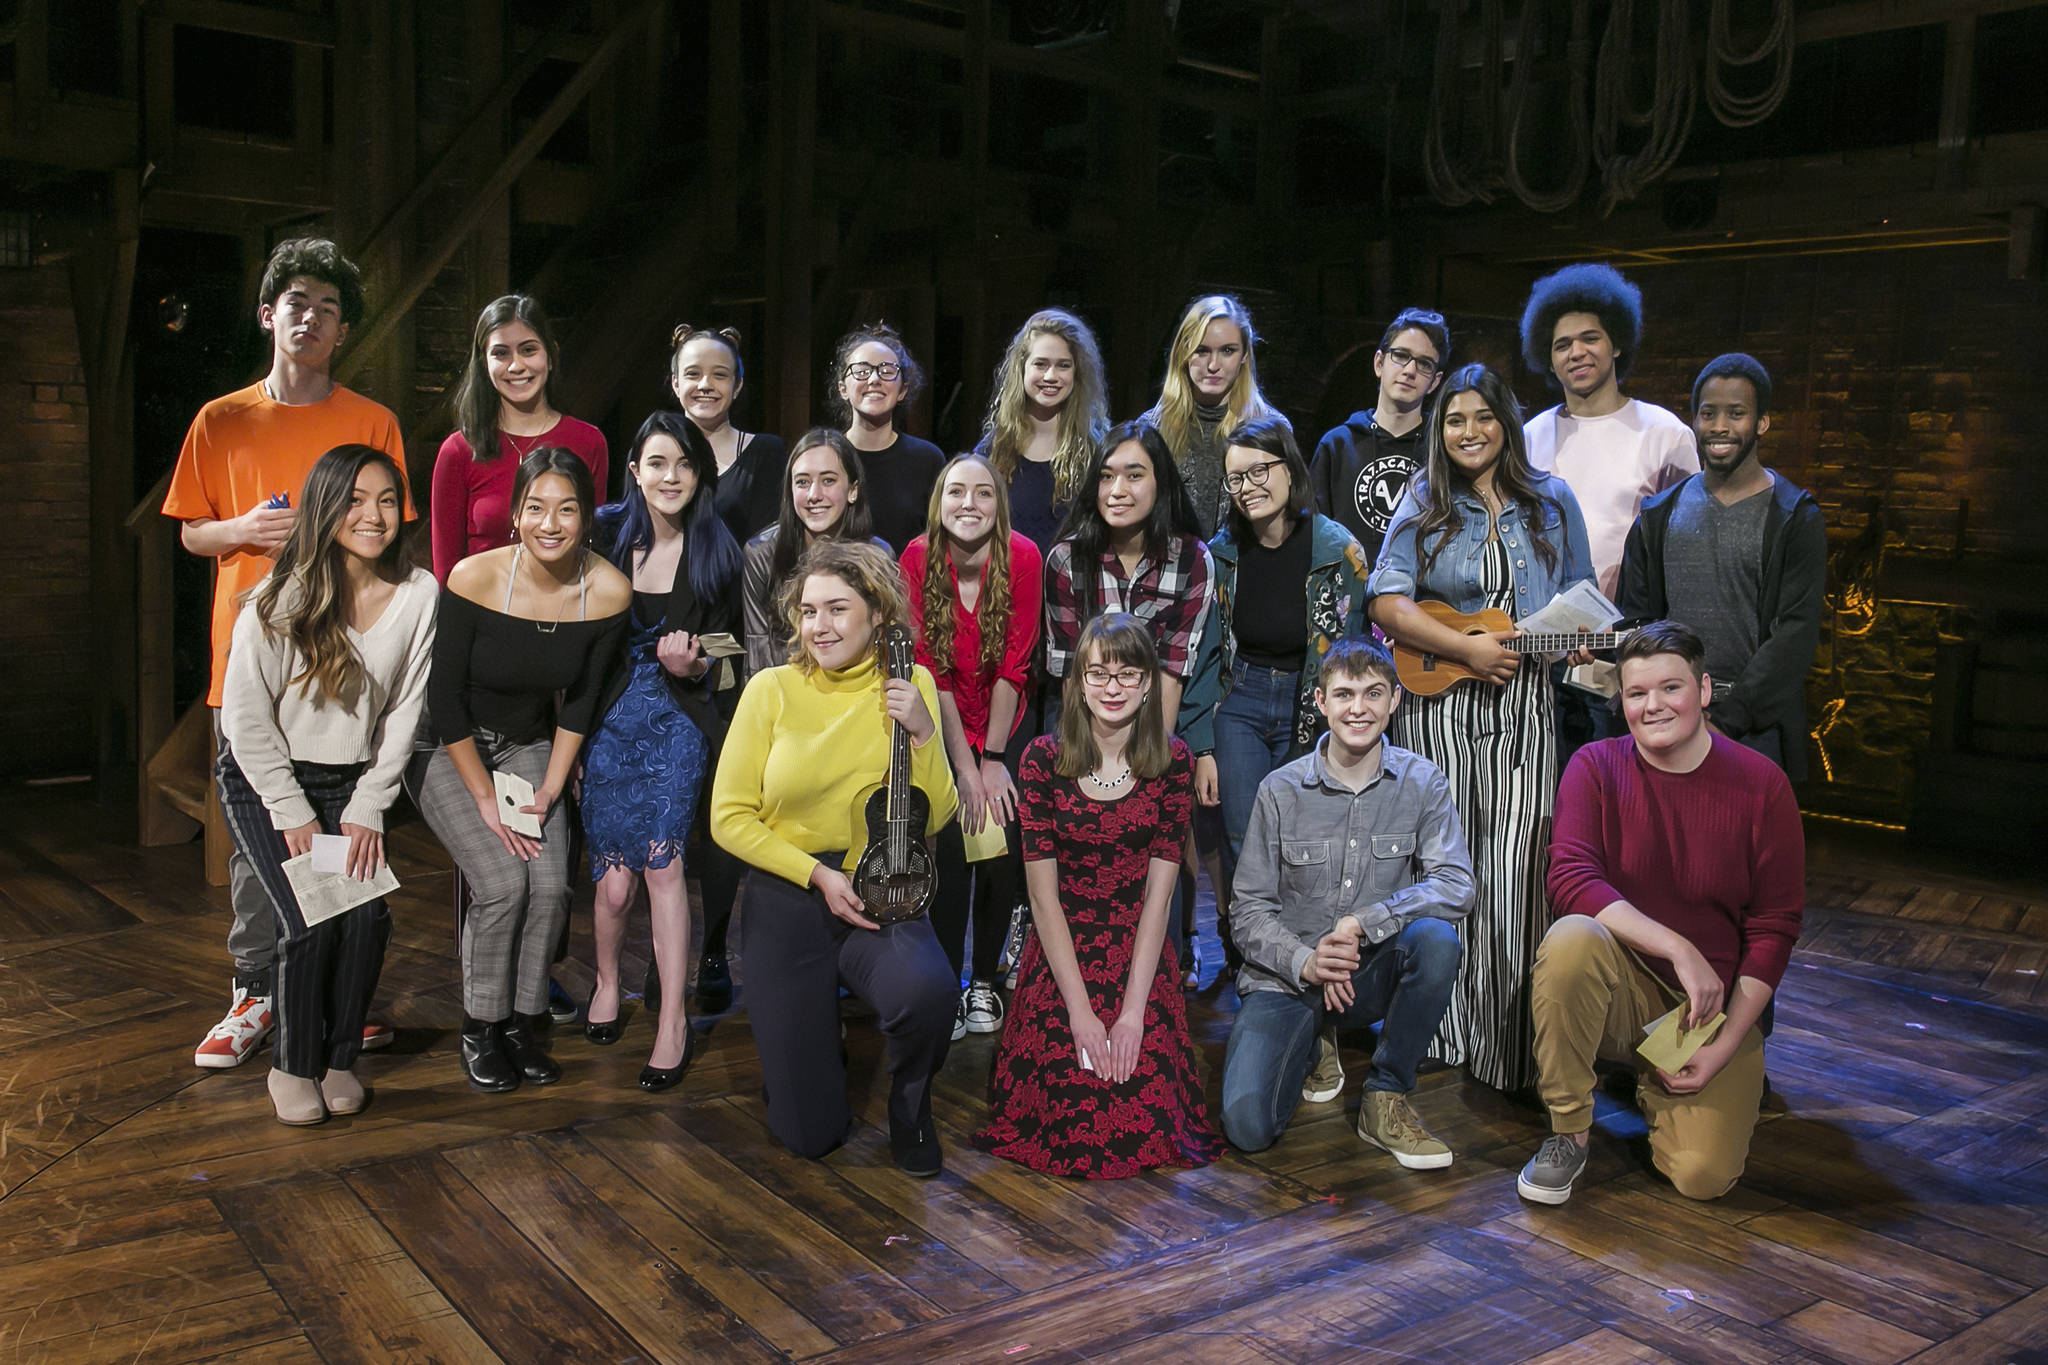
[1519,263,1644,384]
[1692,352,1773,415]
[596,410,742,603]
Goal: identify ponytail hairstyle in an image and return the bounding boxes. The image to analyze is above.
[918,454,1015,676]
[454,294,561,463]
[978,308,1109,504]
[770,428,875,587]
[1413,364,1564,580]
[1056,613,1172,781]
[596,410,743,603]
[778,539,911,675]
[826,321,927,426]
[1144,293,1280,460]
[250,444,412,708]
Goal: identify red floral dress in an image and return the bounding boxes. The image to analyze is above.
[974,736,1223,1178]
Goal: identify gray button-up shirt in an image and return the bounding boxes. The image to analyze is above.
[1232,737,1474,997]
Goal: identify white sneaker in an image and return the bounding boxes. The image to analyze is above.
[195,986,274,1069]
[963,981,1004,1034]
[952,995,969,1042]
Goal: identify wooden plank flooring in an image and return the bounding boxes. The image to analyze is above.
[3,786,2047,1364]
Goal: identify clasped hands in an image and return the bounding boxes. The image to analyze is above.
[1302,915,1365,1012]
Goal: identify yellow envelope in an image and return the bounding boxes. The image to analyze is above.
[1636,1005,1726,1073]
[962,819,1008,863]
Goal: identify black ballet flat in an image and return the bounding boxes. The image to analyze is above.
[584,987,622,1046]
[638,1028,697,1093]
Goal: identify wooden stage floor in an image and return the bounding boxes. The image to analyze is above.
[4,786,2048,1364]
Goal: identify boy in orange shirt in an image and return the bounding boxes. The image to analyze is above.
[162,237,408,1069]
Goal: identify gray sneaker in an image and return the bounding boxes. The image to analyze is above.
[1517,1133,1589,1205]
[1302,1027,1344,1102]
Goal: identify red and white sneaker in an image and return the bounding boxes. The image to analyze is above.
[360,1020,395,1052]
[194,986,274,1069]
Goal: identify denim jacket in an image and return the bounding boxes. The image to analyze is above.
[1365,473,1594,616]
[1205,514,1371,749]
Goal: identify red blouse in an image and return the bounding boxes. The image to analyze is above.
[429,416,610,582]
[900,531,1044,751]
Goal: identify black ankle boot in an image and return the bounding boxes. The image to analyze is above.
[500,1013,562,1085]
[460,1015,520,1093]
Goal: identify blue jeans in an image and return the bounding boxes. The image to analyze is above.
[1219,917,1463,1152]
[1214,661,1304,873]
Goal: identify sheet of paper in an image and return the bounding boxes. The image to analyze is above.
[696,632,745,658]
[493,769,544,837]
[962,819,1008,863]
[1519,580,1623,636]
[282,852,400,927]
[1636,1005,1727,1074]
[310,834,351,874]
[1077,1046,1094,1073]
[1563,659,1620,699]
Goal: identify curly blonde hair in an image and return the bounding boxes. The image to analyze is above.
[777,539,910,674]
[978,308,1108,505]
[916,455,1014,677]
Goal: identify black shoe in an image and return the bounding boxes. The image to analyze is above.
[639,1028,697,1093]
[545,977,577,1023]
[891,1117,943,1178]
[696,951,733,1014]
[584,986,622,1046]
[460,1015,520,1093]
[642,960,662,1018]
[500,1013,562,1085]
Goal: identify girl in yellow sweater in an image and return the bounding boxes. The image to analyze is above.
[711,540,959,1175]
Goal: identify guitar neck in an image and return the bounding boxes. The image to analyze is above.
[1509,629,1631,654]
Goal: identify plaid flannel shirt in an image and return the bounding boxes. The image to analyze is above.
[1043,533,1213,681]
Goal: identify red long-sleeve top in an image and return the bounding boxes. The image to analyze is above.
[1547,733,1805,995]
[900,531,1043,752]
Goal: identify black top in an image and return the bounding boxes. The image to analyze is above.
[861,432,949,555]
[631,589,671,625]
[1007,456,1064,551]
[598,533,744,744]
[1308,409,1425,568]
[1231,515,1312,672]
[429,590,629,745]
[711,432,788,545]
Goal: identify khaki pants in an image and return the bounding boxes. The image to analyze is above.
[1531,916,1765,1201]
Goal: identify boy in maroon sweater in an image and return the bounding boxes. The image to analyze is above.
[1520,621,1804,1204]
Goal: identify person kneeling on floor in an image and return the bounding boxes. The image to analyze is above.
[1519,619,1804,1205]
[1219,637,1473,1167]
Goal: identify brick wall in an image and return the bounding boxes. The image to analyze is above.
[1619,244,2048,822]
[0,264,94,775]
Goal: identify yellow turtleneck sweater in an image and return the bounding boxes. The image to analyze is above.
[711,654,959,888]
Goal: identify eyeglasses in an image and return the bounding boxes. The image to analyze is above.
[1223,460,1286,493]
[1382,346,1440,377]
[844,362,902,382]
[1082,665,1147,689]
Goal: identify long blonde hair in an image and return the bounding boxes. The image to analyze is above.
[1145,294,1280,459]
[978,308,1108,504]
[917,455,1015,677]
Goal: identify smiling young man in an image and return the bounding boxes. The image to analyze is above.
[1309,308,1449,566]
[1519,621,1804,1206]
[1618,354,1826,778]
[1218,637,1473,1167]
[163,237,406,1071]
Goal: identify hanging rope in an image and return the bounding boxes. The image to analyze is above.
[1501,0,1593,213]
[1704,0,1795,127]
[1423,0,1505,208]
[1593,0,1694,211]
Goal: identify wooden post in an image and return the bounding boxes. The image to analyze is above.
[1111,0,1166,413]
[1256,15,1295,221]
[707,0,743,252]
[1936,16,1976,194]
[767,0,820,443]
[470,0,511,305]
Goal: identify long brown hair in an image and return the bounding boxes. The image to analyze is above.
[770,428,875,586]
[453,294,561,463]
[918,455,1014,677]
[1056,613,1172,781]
[250,444,412,708]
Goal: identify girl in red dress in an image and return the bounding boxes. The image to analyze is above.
[975,614,1223,1178]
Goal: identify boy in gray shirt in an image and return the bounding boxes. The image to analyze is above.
[1220,637,1474,1167]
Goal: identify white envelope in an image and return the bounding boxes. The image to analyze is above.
[493,769,544,837]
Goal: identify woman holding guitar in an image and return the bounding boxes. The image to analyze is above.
[710,540,960,1175]
[1366,363,1593,1093]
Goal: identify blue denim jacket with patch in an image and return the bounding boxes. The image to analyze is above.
[1365,473,1594,617]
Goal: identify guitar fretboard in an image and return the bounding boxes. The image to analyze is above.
[1508,629,1633,654]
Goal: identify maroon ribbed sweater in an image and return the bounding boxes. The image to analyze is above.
[1548,733,1805,994]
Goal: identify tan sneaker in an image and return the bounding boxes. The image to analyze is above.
[1302,1026,1344,1102]
[1356,1089,1452,1169]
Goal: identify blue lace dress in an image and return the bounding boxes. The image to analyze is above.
[580,589,709,878]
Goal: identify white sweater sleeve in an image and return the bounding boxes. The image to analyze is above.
[220,591,317,830]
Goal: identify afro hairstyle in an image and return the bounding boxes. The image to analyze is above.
[1519,262,1644,385]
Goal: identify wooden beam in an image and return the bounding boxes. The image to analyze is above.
[354,5,582,275]
[157,0,336,46]
[1794,0,2042,44]
[293,39,324,199]
[1255,13,1295,220]
[1111,0,1166,412]
[767,0,819,444]
[707,0,742,252]
[964,0,990,247]
[13,0,49,135]
[469,0,512,307]
[337,0,660,386]
[1937,16,1976,194]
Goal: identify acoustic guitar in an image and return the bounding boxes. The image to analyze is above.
[851,624,938,925]
[1391,601,1636,696]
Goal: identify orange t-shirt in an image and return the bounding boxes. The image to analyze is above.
[161,382,409,705]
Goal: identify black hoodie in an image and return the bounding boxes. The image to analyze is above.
[1307,409,1426,567]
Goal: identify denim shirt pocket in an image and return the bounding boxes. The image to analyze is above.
[1367,830,1417,892]
[1281,838,1334,900]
